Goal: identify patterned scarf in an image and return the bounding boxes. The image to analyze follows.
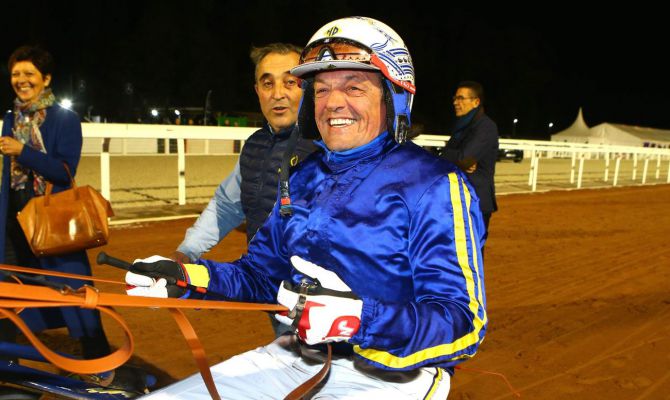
[11,88,55,195]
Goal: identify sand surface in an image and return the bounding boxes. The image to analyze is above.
[13,184,670,399]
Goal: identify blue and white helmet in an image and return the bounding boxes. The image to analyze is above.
[291,16,415,143]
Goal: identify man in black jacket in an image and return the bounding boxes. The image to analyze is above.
[441,81,499,237]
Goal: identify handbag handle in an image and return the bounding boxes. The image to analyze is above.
[44,163,77,207]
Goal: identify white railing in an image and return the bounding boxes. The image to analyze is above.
[80,123,257,204]
[415,134,670,191]
[2,122,669,206]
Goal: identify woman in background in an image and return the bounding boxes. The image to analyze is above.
[0,45,111,371]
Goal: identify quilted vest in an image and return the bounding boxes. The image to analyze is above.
[239,125,317,241]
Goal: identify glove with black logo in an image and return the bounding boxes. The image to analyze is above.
[276,256,363,345]
[125,255,210,299]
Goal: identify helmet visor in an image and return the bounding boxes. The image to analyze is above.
[292,39,380,78]
[301,39,373,63]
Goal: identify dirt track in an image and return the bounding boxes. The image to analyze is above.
[21,184,670,399]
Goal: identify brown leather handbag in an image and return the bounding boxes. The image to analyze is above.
[17,164,114,257]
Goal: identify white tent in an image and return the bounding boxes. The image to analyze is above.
[587,123,670,148]
[551,108,670,148]
[550,108,591,143]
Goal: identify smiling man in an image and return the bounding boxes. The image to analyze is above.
[130,17,487,399]
[314,70,386,151]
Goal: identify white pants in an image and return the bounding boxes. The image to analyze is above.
[140,336,450,399]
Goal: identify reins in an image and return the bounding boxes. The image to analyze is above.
[1,264,516,399]
[0,264,323,400]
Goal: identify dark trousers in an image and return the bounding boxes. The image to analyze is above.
[483,212,492,234]
[2,187,110,360]
[481,212,492,260]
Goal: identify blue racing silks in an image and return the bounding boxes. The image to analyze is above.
[199,132,487,371]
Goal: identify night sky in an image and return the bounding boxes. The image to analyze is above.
[1,1,667,139]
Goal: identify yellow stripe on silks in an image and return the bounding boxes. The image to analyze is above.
[354,173,487,369]
[462,181,486,319]
[183,264,211,288]
[423,368,443,400]
[451,174,487,331]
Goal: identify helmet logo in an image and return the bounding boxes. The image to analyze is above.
[325,26,339,37]
[318,47,335,61]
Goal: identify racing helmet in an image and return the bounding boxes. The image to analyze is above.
[291,16,415,143]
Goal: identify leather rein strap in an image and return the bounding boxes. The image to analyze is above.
[284,343,333,400]
[0,264,332,400]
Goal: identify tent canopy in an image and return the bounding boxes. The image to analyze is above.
[551,108,670,147]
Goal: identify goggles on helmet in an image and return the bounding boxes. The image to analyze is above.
[297,38,416,96]
[301,39,373,64]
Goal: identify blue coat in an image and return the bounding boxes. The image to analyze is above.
[441,109,499,215]
[1,104,103,338]
[198,133,487,372]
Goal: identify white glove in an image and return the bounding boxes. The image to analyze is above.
[125,275,168,298]
[276,256,363,345]
[124,255,173,298]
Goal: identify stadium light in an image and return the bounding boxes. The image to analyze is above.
[548,122,554,135]
[60,98,73,109]
[547,122,554,136]
[150,109,159,117]
[174,109,181,116]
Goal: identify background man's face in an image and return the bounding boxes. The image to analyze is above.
[314,70,386,152]
[254,52,302,132]
[453,87,480,117]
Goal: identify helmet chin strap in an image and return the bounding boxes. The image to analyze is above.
[384,80,412,144]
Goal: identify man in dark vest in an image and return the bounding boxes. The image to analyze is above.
[440,81,499,239]
[173,43,317,335]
